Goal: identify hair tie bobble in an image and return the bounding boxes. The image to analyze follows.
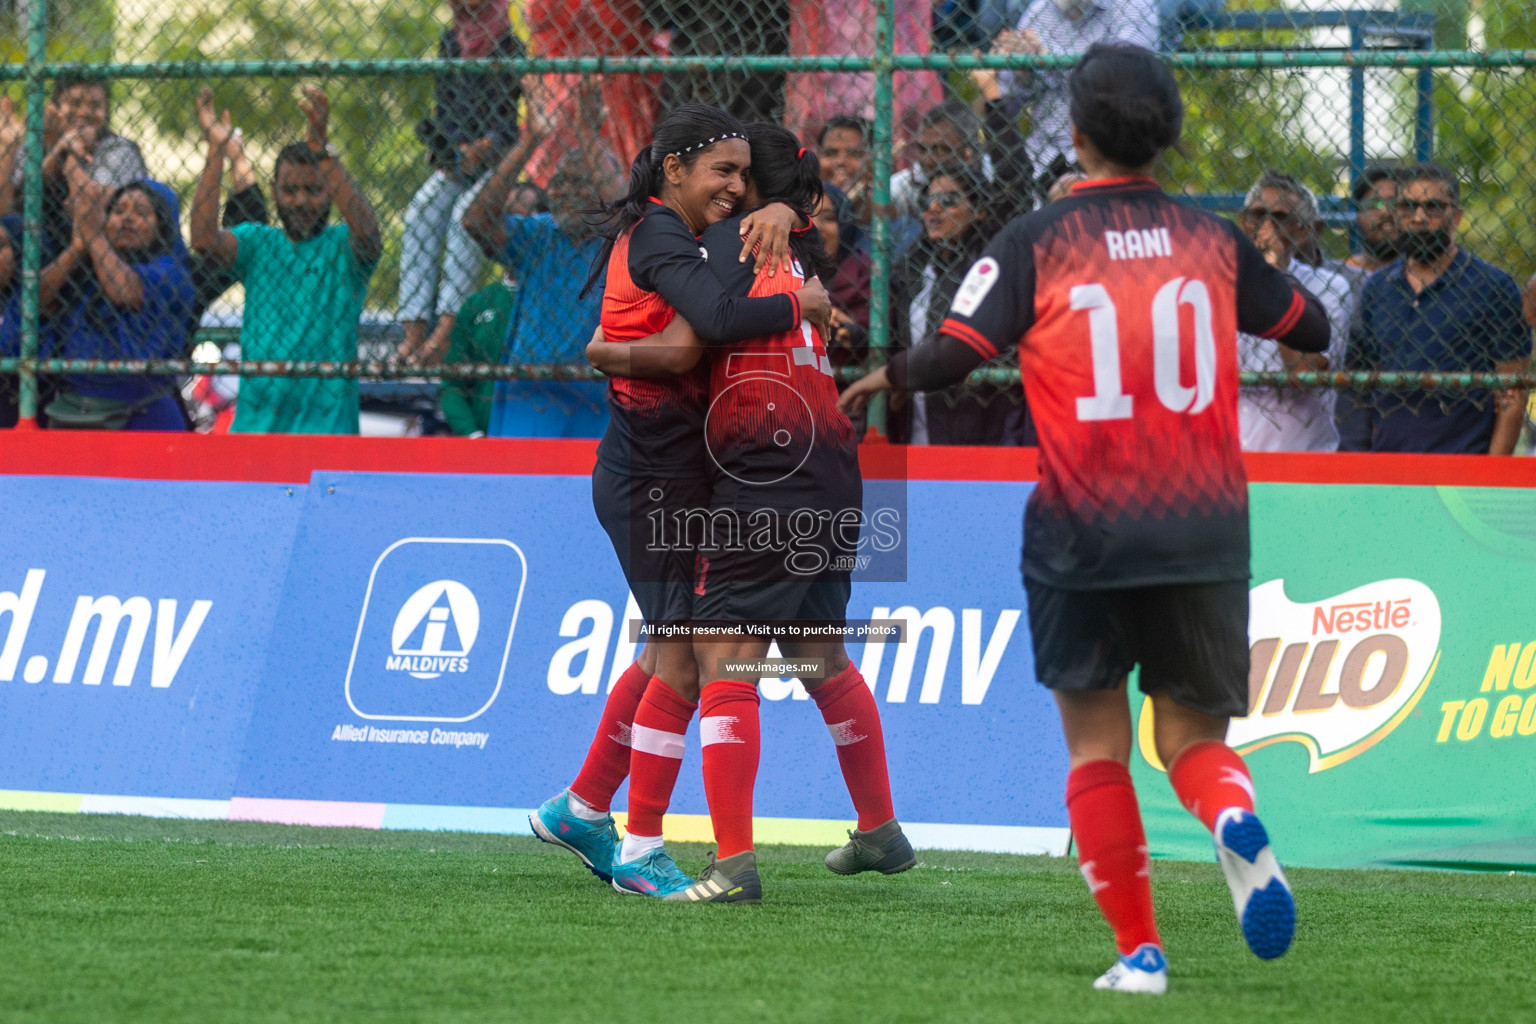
[796,147,806,160]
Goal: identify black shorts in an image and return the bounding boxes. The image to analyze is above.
[1024,577,1250,717]
[591,465,712,626]
[691,506,854,628]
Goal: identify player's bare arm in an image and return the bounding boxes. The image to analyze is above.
[585,319,703,377]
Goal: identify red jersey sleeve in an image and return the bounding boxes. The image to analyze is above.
[1229,219,1330,353]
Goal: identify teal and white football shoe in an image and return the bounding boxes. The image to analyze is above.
[611,847,695,898]
[529,790,619,884]
[1093,944,1168,995]
[1214,807,1295,960]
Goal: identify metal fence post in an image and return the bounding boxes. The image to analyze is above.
[864,0,895,438]
[17,0,48,426]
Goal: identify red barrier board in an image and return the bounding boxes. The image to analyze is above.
[1,430,1533,487]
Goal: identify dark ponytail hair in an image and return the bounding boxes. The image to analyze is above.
[743,121,836,281]
[1067,42,1183,170]
[582,103,747,296]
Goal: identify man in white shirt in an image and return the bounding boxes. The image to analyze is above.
[994,0,1159,184]
[1235,171,1355,451]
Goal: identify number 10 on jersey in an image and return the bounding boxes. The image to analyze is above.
[1072,276,1217,422]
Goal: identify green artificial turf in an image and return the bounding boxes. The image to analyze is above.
[1,810,1532,1024]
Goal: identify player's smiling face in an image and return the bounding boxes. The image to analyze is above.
[664,138,750,235]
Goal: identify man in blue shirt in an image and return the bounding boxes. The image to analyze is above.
[461,100,616,438]
[1357,163,1530,455]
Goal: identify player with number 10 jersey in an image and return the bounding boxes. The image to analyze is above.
[841,42,1330,995]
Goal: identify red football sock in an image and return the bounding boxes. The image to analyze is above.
[1167,740,1257,833]
[809,663,895,830]
[624,676,697,837]
[568,660,651,812]
[699,680,761,858]
[1066,759,1161,956]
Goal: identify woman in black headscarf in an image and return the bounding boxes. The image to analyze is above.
[890,162,1025,445]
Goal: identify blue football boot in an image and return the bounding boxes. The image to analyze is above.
[529,790,619,884]
[611,847,695,898]
[1214,807,1296,960]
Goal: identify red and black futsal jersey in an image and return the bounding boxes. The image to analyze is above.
[695,213,860,512]
[595,200,804,479]
[687,214,859,627]
[888,176,1330,589]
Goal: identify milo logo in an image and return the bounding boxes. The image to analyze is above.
[1141,578,1442,773]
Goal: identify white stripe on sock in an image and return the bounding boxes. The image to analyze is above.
[610,721,633,748]
[630,723,686,759]
[700,715,744,746]
[826,718,867,746]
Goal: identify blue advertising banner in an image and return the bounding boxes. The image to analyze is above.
[5,459,1534,868]
[0,476,303,802]
[232,472,1067,851]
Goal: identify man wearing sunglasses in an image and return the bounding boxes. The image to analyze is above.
[1234,171,1355,452]
[1335,165,1402,449]
[1346,165,1402,273]
[1354,162,1530,455]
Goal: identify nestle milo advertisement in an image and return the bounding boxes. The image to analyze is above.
[1135,483,1536,869]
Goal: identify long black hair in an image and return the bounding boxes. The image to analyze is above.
[1067,42,1183,170]
[581,103,747,296]
[743,121,837,282]
[917,162,997,259]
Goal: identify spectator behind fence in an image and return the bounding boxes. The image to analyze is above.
[889,101,1031,250]
[462,94,617,438]
[0,209,62,427]
[813,183,871,372]
[989,0,1157,194]
[947,0,1205,51]
[38,181,192,431]
[892,164,1024,445]
[1357,163,1530,455]
[0,97,19,217]
[189,88,268,339]
[817,116,873,229]
[522,0,658,184]
[0,215,20,422]
[1347,165,1402,273]
[438,271,513,438]
[646,0,787,124]
[1235,171,1353,452]
[784,0,941,147]
[0,80,150,260]
[191,87,382,435]
[1333,164,1403,450]
[397,0,523,364]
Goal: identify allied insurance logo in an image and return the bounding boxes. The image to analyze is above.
[389,580,479,679]
[345,538,526,722]
[1141,578,1442,773]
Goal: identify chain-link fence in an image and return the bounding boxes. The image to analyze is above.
[0,0,1533,448]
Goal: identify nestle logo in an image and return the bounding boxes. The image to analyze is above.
[1311,598,1410,635]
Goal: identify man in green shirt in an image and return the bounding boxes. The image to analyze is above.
[440,275,515,436]
[190,86,381,434]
